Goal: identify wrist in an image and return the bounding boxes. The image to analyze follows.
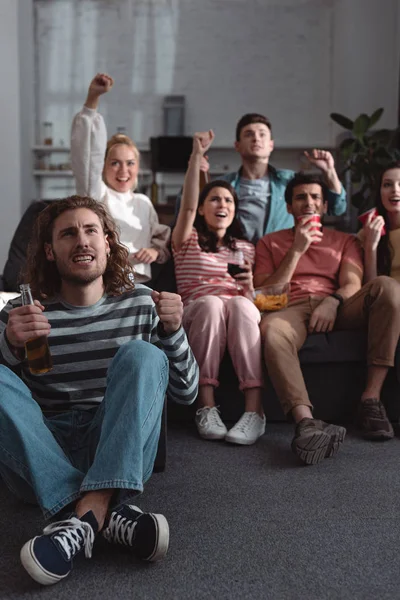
[4,331,24,359]
[324,168,339,188]
[329,292,343,308]
[190,152,203,163]
[158,321,180,337]
[289,245,304,260]
[84,94,99,110]
[324,167,336,178]
[365,243,378,256]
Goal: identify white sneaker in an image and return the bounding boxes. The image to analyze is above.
[195,406,228,440]
[225,412,266,445]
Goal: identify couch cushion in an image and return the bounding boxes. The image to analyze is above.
[0,292,20,310]
[299,330,367,364]
[2,201,53,291]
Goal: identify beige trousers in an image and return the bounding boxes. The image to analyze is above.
[260,276,400,416]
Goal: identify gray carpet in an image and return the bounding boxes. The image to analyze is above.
[1,422,400,600]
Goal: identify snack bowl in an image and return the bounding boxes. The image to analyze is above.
[253,283,290,312]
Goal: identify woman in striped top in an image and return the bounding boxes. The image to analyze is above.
[172,131,265,445]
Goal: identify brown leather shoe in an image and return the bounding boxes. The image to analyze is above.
[357,398,394,441]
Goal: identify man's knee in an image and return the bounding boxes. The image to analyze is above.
[261,319,294,356]
[370,275,400,307]
[0,366,28,409]
[110,340,168,373]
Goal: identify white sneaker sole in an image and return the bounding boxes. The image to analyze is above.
[147,513,170,561]
[197,429,227,440]
[225,429,265,445]
[20,538,69,586]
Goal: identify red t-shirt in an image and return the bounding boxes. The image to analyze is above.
[255,228,363,302]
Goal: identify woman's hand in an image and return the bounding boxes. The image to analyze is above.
[85,73,114,109]
[232,260,254,297]
[192,130,215,157]
[133,247,159,264]
[363,211,385,252]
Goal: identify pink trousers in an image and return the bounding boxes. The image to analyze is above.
[182,295,263,391]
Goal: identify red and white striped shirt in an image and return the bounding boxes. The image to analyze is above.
[172,229,255,305]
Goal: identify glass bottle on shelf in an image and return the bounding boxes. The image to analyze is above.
[42,122,53,146]
[19,283,53,374]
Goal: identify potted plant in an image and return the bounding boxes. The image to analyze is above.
[330,109,400,214]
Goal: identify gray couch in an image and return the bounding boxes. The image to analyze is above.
[168,329,400,423]
[2,202,399,427]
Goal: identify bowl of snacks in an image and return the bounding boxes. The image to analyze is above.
[253,283,290,312]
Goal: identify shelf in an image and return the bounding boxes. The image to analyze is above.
[33,170,152,177]
[32,144,335,153]
[33,146,70,152]
[33,170,73,176]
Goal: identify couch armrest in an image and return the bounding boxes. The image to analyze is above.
[0,291,19,310]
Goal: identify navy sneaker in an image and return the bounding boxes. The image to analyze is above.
[102,505,169,562]
[20,511,98,586]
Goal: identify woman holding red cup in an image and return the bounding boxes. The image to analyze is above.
[360,162,400,283]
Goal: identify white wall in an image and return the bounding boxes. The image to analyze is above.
[34,0,336,148]
[0,0,22,273]
[332,0,400,138]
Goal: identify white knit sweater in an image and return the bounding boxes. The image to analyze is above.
[71,106,170,282]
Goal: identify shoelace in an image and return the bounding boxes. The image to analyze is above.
[103,513,137,546]
[196,406,223,428]
[233,412,258,433]
[42,517,95,560]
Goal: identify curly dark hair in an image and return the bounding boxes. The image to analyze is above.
[23,195,135,298]
[284,172,330,205]
[193,180,245,253]
[374,161,400,276]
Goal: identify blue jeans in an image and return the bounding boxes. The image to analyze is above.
[0,340,168,519]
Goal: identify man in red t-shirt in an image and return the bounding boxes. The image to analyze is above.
[255,172,400,465]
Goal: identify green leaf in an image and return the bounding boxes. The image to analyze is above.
[368,108,384,129]
[367,129,394,147]
[353,114,371,140]
[330,112,354,130]
[339,139,356,162]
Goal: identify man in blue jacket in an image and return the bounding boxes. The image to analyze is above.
[176,113,346,245]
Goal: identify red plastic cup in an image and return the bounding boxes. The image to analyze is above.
[296,214,321,243]
[358,208,386,235]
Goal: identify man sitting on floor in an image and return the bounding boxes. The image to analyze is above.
[254,172,400,465]
[0,196,198,585]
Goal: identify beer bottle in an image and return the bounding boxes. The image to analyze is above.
[19,283,53,375]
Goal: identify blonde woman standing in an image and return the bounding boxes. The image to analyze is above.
[71,73,170,283]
